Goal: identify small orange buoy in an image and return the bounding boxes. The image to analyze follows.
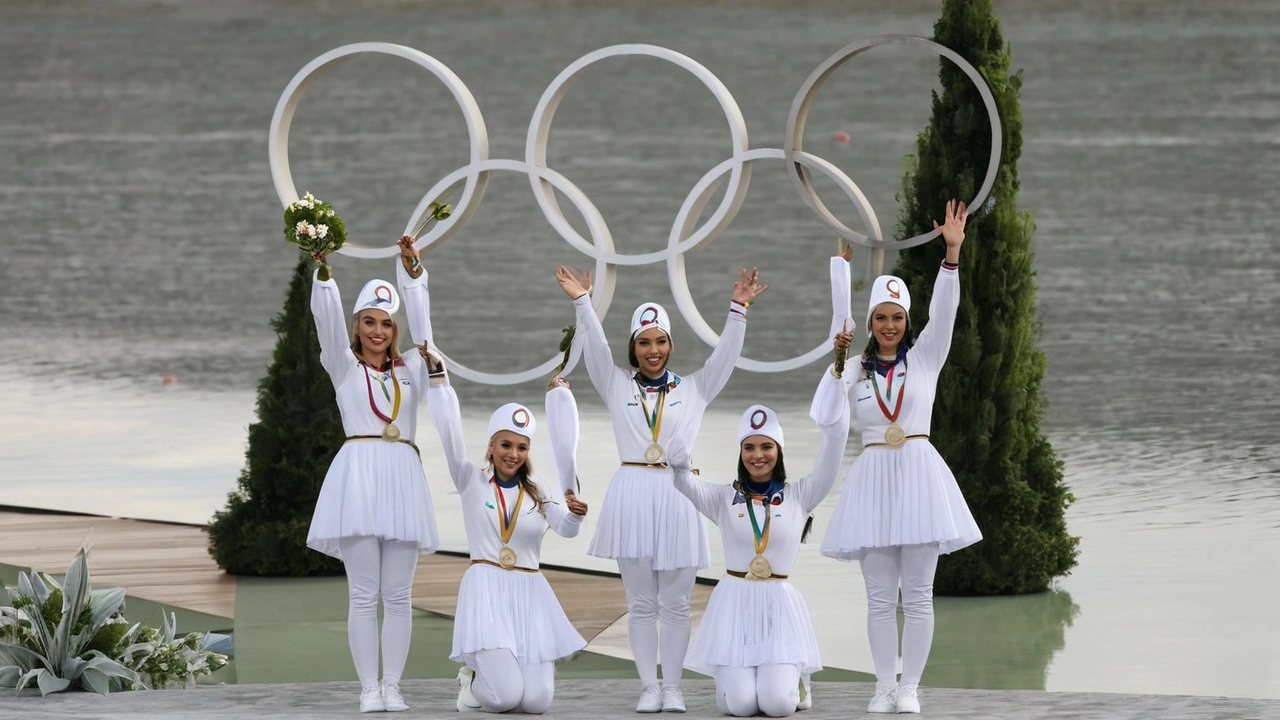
[162,375,176,385]
[834,131,850,143]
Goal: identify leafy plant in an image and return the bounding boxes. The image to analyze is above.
[0,539,227,696]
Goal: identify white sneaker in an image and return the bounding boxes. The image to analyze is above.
[360,686,385,713]
[636,682,662,713]
[456,666,481,712]
[660,686,686,713]
[797,674,812,710]
[895,683,920,714]
[382,684,408,712]
[867,681,897,713]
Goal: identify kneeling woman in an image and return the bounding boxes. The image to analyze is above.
[667,351,851,718]
[426,356,589,714]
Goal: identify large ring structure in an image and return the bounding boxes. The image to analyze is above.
[268,39,1000,385]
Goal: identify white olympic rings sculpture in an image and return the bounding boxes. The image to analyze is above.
[268,36,1001,385]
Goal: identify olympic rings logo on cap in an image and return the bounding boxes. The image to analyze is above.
[511,408,531,428]
[750,409,769,430]
[373,285,395,305]
[886,279,901,299]
[639,307,660,327]
[269,38,999,385]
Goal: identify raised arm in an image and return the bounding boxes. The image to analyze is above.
[912,200,967,372]
[667,441,731,522]
[540,483,586,539]
[557,266,627,403]
[692,268,768,403]
[798,363,853,513]
[310,270,355,388]
[395,235,434,348]
[423,356,478,492]
[545,380,580,497]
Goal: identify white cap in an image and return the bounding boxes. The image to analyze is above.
[737,404,784,449]
[352,278,401,316]
[630,302,671,340]
[488,403,536,442]
[866,275,911,327]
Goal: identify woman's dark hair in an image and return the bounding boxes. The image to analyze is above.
[735,446,787,490]
[859,327,913,379]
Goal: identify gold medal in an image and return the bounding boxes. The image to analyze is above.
[382,422,401,442]
[749,554,773,580]
[884,422,905,447]
[644,442,665,464]
[498,546,517,569]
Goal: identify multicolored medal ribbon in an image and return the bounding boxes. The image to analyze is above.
[362,361,403,441]
[636,380,667,463]
[491,478,525,569]
[745,491,775,579]
[870,358,906,447]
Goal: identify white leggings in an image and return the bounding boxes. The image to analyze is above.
[339,536,420,691]
[618,557,696,688]
[715,664,801,717]
[860,543,940,685]
[470,648,555,714]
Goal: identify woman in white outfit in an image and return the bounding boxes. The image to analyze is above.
[425,358,588,714]
[554,265,767,713]
[306,241,440,713]
[820,200,982,714]
[668,348,852,717]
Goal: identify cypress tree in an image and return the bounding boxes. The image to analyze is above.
[892,0,1078,594]
[207,255,345,576]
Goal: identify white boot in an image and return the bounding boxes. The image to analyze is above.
[660,685,686,713]
[895,683,920,713]
[456,666,481,712]
[797,674,812,711]
[382,684,408,712]
[636,682,662,713]
[867,681,897,713]
[360,684,385,713]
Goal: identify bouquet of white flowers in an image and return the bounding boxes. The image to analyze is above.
[284,192,347,281]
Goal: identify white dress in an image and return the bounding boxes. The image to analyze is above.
[305,270,440,559]
[572,294,749,571]
[675,367,850,676]
[428,376,587,666]
[820,267,982,560]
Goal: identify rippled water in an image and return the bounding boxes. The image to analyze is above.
[1,0,1277,699]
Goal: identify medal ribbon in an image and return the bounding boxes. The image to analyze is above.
[362,361,402,424]
[869,360,904,422]
[491,478,525,545]
[744,492,774,555]
[635,381,666,444]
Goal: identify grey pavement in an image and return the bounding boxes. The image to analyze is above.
[0,680,1276,720]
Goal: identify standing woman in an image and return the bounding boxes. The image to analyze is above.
[821,200,982,714]
[667,345,852,717]
[306,244,440,713]
[555,265,767,713]
[424,357,589,714]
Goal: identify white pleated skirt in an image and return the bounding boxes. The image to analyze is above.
[820,441,981,561]
[587,465,710,571]
[451,564,586,666]
[307,441,440,559]
[685,577,822,677]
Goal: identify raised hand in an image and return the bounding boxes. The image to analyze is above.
[934,199,968,250]
[548,375,571,391]
[398,235,422,276]
[556,265,592,299]
[731,267,768,306]
[833,321,854,353]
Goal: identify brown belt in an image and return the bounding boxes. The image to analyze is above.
[863,434,929,449]
[470,559,539,574]
[345,435,420,456]
[620,461,668,469]
[726,570,789,580]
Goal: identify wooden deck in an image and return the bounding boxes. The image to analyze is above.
[0,510,709,642]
